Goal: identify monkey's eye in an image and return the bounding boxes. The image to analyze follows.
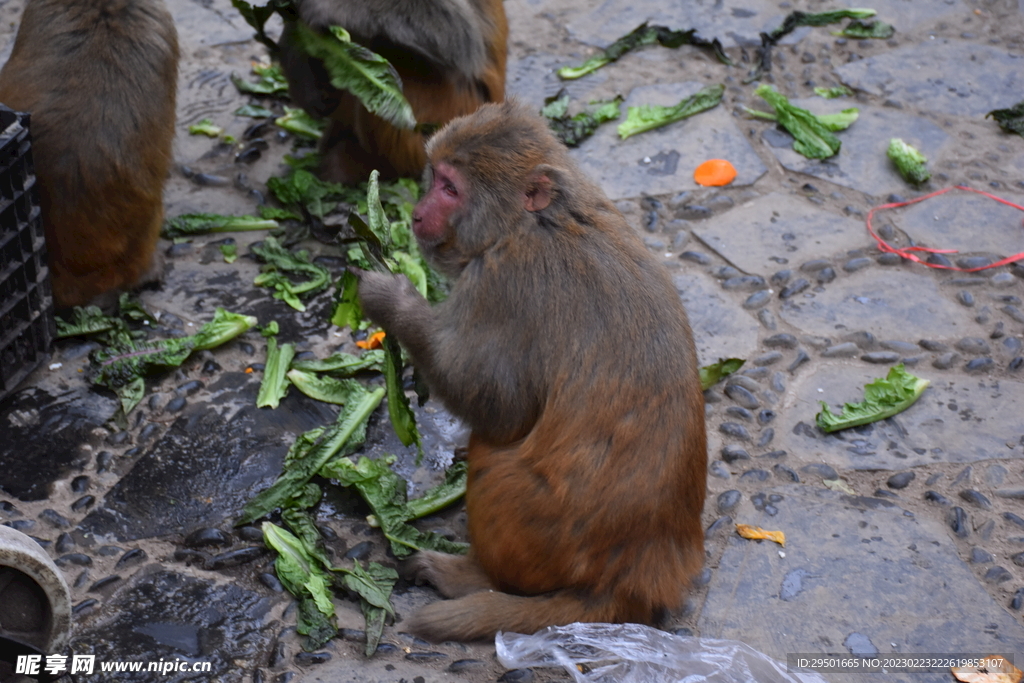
[443,182,458,197]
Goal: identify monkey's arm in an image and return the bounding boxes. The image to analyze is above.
[356,270,436,364]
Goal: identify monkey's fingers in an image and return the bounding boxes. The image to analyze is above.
[347,265,368,279]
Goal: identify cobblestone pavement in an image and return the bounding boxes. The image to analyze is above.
[1,0,1024,680]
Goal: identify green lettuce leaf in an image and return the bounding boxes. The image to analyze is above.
[287,370,366,405]
[887,138,931,184]
[235,104,275,118]
[162,213,278,238]
[753,85,846,159]
[275,106,326,139]
[699,358,746,391]
[232,63,289,96]
[617,84,724,139]
[256,337,295,409]
[290,350,386,375]
[188,118,222,137]
[291,23,415,130]
[815,364,930,433]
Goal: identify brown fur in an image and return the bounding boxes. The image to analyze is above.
[279,0,507,184]
[0,0,178,309]
[357,100,706,641]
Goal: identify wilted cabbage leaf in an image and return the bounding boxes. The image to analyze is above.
[746,8,880,82]
[557,22,730,80]
[887,138,931,184]
[986,100,1024,138]
[56,305,123,338]
[618,84,724,139]
[816,364,930,433]
[541,90,623,146]
[262,522,337,649]
[90,308,257,416]
[251,235,331,311]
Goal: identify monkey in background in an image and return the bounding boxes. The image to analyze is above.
[278,0,507,185]
[0,0,179,309]
[356,100,708,641]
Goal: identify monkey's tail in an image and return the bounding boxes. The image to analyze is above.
[405,589,633,642]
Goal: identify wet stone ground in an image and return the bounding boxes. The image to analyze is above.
[1,0,1024,680]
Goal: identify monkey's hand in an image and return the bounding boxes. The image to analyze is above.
[353,268,429,335]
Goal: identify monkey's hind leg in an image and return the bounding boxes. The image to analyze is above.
[403,550,495,599]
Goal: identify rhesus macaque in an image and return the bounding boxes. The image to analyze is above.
[356,100,707,641]
[0,0,178,309]
[278,0,507,184]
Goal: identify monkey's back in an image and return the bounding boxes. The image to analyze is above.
[457,201,707,618]
[0,0,179,307]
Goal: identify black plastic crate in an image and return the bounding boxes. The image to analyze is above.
[0,103,54,402]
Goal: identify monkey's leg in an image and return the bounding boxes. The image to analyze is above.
[403,550,495,598]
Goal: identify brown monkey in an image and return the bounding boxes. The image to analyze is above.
[278,0,507,184]
[356,100,707,641]
[0,0,178,309]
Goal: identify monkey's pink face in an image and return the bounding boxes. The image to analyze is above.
[413,162,464,246]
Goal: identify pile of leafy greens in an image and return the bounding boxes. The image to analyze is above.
[240,380,467,652]
[241,171,465,653]
[815,365,930,433]
[56,297,257,419]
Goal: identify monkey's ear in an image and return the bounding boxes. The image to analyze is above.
[524,165,564,212]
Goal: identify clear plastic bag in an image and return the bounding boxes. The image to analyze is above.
[496,623,830,683]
